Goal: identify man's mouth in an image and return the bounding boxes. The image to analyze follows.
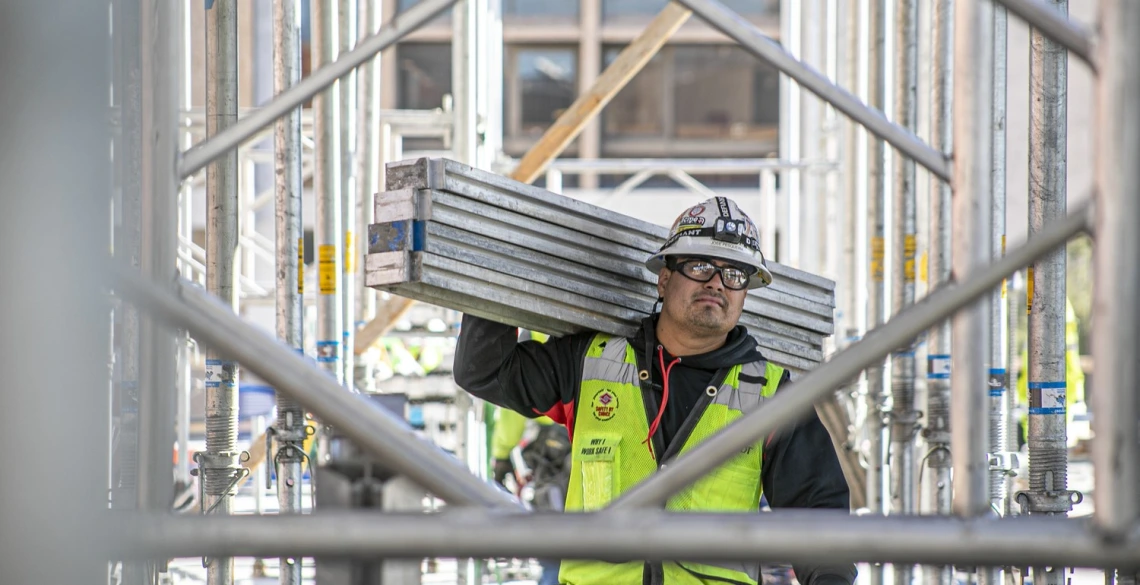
[694,295,726,307]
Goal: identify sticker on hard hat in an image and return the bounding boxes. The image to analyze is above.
[688,205,705,217]
[678,215,705,227]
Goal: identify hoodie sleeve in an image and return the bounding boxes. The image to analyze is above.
[453,314,593,431]
[761,370,857,585]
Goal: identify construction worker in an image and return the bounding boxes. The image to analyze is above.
[1014,297,1086,448]
[454,197,854,585]
[489,331,558,489]
[490,330,567,585]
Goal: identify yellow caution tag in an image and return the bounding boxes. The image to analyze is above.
[1001,235,1007,298]
[1027,266,1034,314]
[297,237,305,295]
[918,251,928,286]
[903,234,917,282]
[319,244,337,295]
[344,231,355,274]
[871,236,885,283]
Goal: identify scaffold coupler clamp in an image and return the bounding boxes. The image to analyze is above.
[1014,484,1083,515]
[987,451,1020,476]
[191,450,251,567]
[889,409,923,440]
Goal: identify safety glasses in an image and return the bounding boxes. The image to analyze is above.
[668,258,751,291]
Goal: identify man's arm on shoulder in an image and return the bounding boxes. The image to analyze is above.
[453,314,592,430]
[761,370,857,585]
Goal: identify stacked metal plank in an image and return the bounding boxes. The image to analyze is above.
[365,158,835,372]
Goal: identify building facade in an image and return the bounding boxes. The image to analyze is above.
[382,0,783,174]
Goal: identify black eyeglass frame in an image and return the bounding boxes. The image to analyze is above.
[666,257,752,291]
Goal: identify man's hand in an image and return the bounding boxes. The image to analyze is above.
[493,458,515,485]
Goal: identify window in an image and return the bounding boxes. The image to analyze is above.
[402,0,576,17]
[503,0,578,18]
[396,43,452,110]
[602,50,666,137]
[397,0,452,24]
[603,0,776,21]
[601,44,780,156]
[505,46,577,139]
[673,45,778,141]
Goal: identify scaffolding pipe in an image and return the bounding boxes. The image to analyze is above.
[989,1,1010,515]
[340,0,358,389]
[179,0,460,181]
[865,1,888,583]
[976,8,1010,585]
[178,0,196,493]
[675,0,950,183]
[115,0,143,521]
[950,0,993,521]
[452,0,478,166]
[991,0,1094,67]
[0,3,111,580]
[610,201,1089,511]
[314,0,344,386]
[116,5,145,583]
[204,2,241,584]
[1025,1,1073,582]
[109,510,1140,568]
[799,0,823,274]
[762,170,778,267]
[357,0,381,364]
[111,267,523,510]
[1092,0,1140,546]
[924,1,953,584]
[272,0,305,583]
[841,0,861,344]
[138,0,179,542]
[889,0,920,580]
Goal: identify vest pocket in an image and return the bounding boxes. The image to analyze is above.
[576,434,621,510]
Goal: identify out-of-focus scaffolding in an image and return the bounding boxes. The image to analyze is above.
[5,0,1135,583]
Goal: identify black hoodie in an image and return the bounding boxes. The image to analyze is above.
[454,313,856,585]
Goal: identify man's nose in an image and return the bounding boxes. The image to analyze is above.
[704,272,726,291]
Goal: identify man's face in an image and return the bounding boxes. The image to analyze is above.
[657,256,749,337]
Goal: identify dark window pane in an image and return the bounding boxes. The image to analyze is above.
[396,43,452,110]
[718,0,779,15]
[601,46,665,137]
[509,48,576,135]
[397,0,452,23]
[503,0,578,17]
[603,0,665,18]
[603,0,774,19]
[672,45,778,141]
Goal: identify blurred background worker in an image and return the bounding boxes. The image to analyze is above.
[490,330,570,585]
[1015,296,1086,451]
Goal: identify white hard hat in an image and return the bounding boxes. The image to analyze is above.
[646,196,773,289]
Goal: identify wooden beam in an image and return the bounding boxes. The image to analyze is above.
[815,396,868,510]
[509,2,691,184]
[353,297,416,355]
[358,4,688,355]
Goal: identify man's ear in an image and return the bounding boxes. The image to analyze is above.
[657,267,671,298]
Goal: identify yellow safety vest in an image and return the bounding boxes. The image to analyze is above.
[560,334,784,585]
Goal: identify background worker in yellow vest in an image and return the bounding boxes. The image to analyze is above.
[490,407,558,484]
[490,330,556,486]
[490,330,568,585]
[455,197,854,585]
[1014,297,1086,448]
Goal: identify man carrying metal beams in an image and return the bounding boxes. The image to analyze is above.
[455,196,854,585]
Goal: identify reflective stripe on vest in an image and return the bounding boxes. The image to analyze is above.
[560,334,784,585]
